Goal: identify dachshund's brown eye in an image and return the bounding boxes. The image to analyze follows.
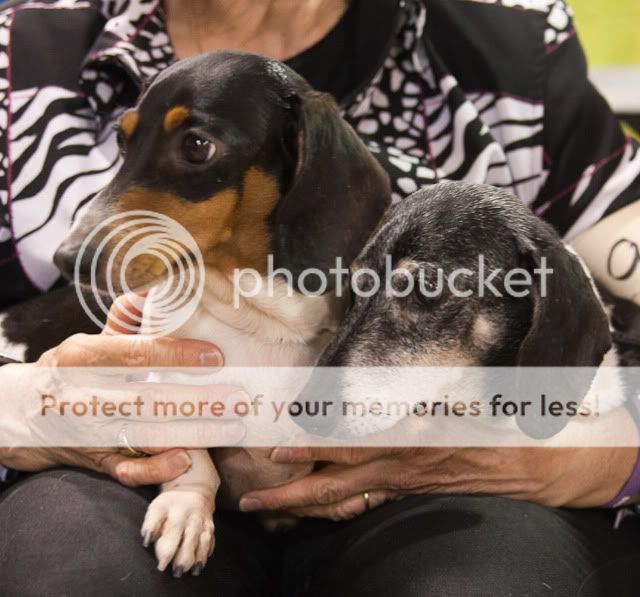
[182,134,216,163]
[414,270,445,306]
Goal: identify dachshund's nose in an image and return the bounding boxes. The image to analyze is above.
[54,242,91,280]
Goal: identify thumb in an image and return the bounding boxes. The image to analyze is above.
[103,292,147,335]
[101,449,192,487]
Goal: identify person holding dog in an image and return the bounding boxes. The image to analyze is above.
[0,0,639,595]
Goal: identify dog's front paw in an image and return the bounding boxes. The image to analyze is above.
[141,490,215,577]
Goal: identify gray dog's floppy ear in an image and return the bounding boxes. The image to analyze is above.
[516,243,611,367]
[272,91,390,291]
[515,240,612,438]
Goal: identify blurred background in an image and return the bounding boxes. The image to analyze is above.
[572,0,640,133]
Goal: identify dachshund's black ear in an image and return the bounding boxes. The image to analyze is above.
[272,91,390,291]
[516,244,611,368]
[515,241,612,438]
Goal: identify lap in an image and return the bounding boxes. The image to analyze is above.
[2,471,639,597]
[0,468,280,597]
[283,494,640,597]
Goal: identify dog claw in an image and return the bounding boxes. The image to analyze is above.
[143,488,216,576]
[142,528,159,549]
[191,564,204,577]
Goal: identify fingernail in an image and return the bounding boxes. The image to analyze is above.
[271,447,293,463]
[239,497,262,512]
[222,422,246,444]
[169,451,192,472]
[200,350,223,368]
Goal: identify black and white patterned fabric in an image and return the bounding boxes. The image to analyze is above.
[0,0,638,309]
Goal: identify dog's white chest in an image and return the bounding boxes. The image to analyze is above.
[141,273,340,435]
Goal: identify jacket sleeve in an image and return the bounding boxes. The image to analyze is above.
[532,2,640,242]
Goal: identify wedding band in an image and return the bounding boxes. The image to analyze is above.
[362,491,370,512]
[117,427,147,458]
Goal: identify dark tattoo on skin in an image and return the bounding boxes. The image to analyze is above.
[607,239,640,282]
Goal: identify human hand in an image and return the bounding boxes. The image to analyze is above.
[239,408,639,519]
[0,294,244,486]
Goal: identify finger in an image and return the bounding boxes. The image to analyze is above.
[38,383,248,448]
[290,489,391,521]
[100,449,192,487]
[239,461,388,512]
[141,446,193,455]
[100,383,248,421]
[115,378,245,412]
[271,446,406,466]
[123,420,246,449]
[53,334,224,368]
[104,292,147,335]
[52,365,247,412]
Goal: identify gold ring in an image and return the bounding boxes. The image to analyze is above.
[117,427,147,458]
[362,491,370,512]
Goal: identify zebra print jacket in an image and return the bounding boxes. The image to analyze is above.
[0,0,638,310]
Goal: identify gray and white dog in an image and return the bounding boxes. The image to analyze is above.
[295,182,629,440]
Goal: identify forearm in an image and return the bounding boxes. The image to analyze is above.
[0,362,45,475]
[0,363,49,467]
[571,201,640,305]
[542,406,639,508]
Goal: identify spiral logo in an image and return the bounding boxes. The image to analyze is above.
[74,210,205,337]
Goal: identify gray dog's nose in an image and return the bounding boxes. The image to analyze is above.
[290,370,343,437]
[53,242,90,280]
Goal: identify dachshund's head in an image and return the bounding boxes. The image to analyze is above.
[54,51,390,292]
[294,182,614,439]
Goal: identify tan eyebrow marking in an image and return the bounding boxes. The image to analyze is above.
[119,109,139,139]
[163,106,190,133]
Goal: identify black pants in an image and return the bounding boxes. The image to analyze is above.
[1,469,640,597]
